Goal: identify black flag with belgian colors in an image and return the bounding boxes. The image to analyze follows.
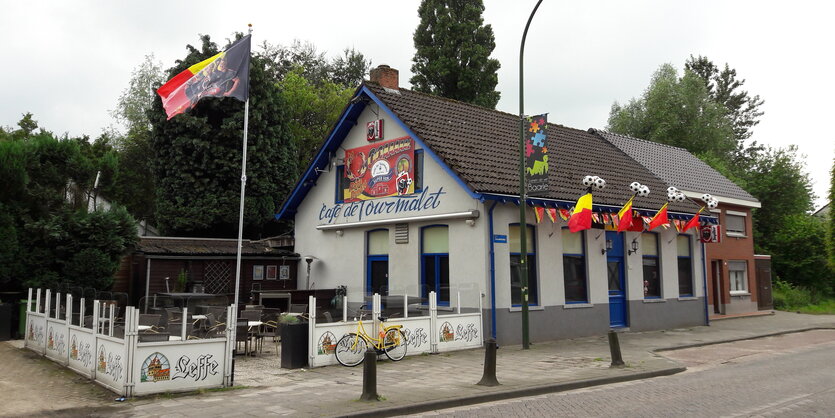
[157,35,251,119]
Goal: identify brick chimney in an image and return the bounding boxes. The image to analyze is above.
[370,65,399,89]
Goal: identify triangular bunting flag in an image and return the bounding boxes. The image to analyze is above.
[534,207,544,223]
[648,203,669,231]
[546,208,558,223]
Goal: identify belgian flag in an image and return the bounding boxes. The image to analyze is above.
[157,35,251,119]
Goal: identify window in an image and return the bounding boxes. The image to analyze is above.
[729,260,748,294]
[642,233,661,298]
[677,235,693,296]
[367,229,389,296]
[421,225,449,304]
[725,212,746,236]
[509,224,538,306]
[414,149,424,192]
[335,164,349,203]
[562,229,588,303]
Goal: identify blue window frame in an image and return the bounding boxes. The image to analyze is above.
[367,229,389,296]
[421,225,449,305]
[677,234,693,296]
[562,228,588,303]
[642,232,661,298]
[509,224,538,306]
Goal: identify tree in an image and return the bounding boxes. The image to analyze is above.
[410,0,501,108]
[150,34,297,238]
[828,157,835,270]
[0,118,137,291]
[685,55,765,143]
[770,214,833,295]
[608,64,736,162]
[737,146,815,252]
[260,40,371,88]
[111,54,166,135]
[277,67,354,178]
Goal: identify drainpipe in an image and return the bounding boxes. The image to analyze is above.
[487,200,498,340]
[701,240,710,326]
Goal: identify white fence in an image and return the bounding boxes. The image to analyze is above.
[24,288,235,397]
[308,290,483,367]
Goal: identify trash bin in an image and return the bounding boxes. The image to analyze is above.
[19,299,28,338]
[280,322,309,369]
[0,303,12,341]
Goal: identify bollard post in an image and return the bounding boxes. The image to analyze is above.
[608,329,625,367]
[477,339,500,386]
[359,348,380,401]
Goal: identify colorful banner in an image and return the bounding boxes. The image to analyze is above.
[157,35,251,120]
[524,114,549,196]
[343,136,415,202]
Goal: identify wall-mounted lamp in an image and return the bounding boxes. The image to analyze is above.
[628,238,639,255]
[601,239,613,254]
[465,219,475,227]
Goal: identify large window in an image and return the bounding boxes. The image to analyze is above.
[509,224,538,306]
[367,229,389,296]
[729,260,748,294]
[677,235,693,296]
[725,212,746,237]
[642,233,661,298]
[421,225,449,304]
[562,229,588,303]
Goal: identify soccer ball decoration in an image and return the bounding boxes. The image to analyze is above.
[629,181,642,193]
[582,175,606,190]
[582,175,595,187]
[667,186,685,202]
[638,185,650,197]
[629,181,650,197]
[700,193,719,209]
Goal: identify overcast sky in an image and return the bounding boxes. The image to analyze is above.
[1,1,832,208]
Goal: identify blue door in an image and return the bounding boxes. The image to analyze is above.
[606,231,628,328]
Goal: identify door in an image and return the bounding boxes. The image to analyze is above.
[606,231,628,328]
[756,258,773,310]
[367,256,388,296]
[711,260,724,314]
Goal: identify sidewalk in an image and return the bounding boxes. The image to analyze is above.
[3,311,834,417]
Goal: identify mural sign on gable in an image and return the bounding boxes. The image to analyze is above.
[344,136,414,202]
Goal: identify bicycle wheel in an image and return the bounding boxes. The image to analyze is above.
[383,328,407,361]
[335,333,367,367]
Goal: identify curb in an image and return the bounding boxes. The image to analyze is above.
[340,365,686,418]
[653,326,835,353]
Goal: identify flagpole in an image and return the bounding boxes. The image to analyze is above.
[233,25,253,310]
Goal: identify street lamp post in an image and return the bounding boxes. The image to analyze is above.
[518,0,543,350]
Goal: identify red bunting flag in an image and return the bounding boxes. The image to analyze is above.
[617,196,635,232]
[534,207,545,223]
[546,208,558,223]
[682,207,704,233]
[568,193,593,233]
[559,209,571,221]
[648,203,669,231]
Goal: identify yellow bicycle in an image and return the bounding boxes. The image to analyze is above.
[334,309,407,367]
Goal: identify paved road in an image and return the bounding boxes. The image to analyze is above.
[416,330,835,417]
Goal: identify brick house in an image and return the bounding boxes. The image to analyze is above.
[595,131,771,314]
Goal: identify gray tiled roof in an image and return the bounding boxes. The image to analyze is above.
[592,129,758,203]
[366,83,702,214]
[136,237,297,257]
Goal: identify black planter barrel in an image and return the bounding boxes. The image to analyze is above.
[280,322,309,369]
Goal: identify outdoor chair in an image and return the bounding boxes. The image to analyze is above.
[166,322,195,340]
[165,307,183,323]
[289,304,308,314]
[202,312,226,339]
[239,309,262,322]
[235,321,253,354]
[138,314,162,328]
[139,332,171,342]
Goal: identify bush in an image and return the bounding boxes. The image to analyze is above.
[772,279,812,310]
